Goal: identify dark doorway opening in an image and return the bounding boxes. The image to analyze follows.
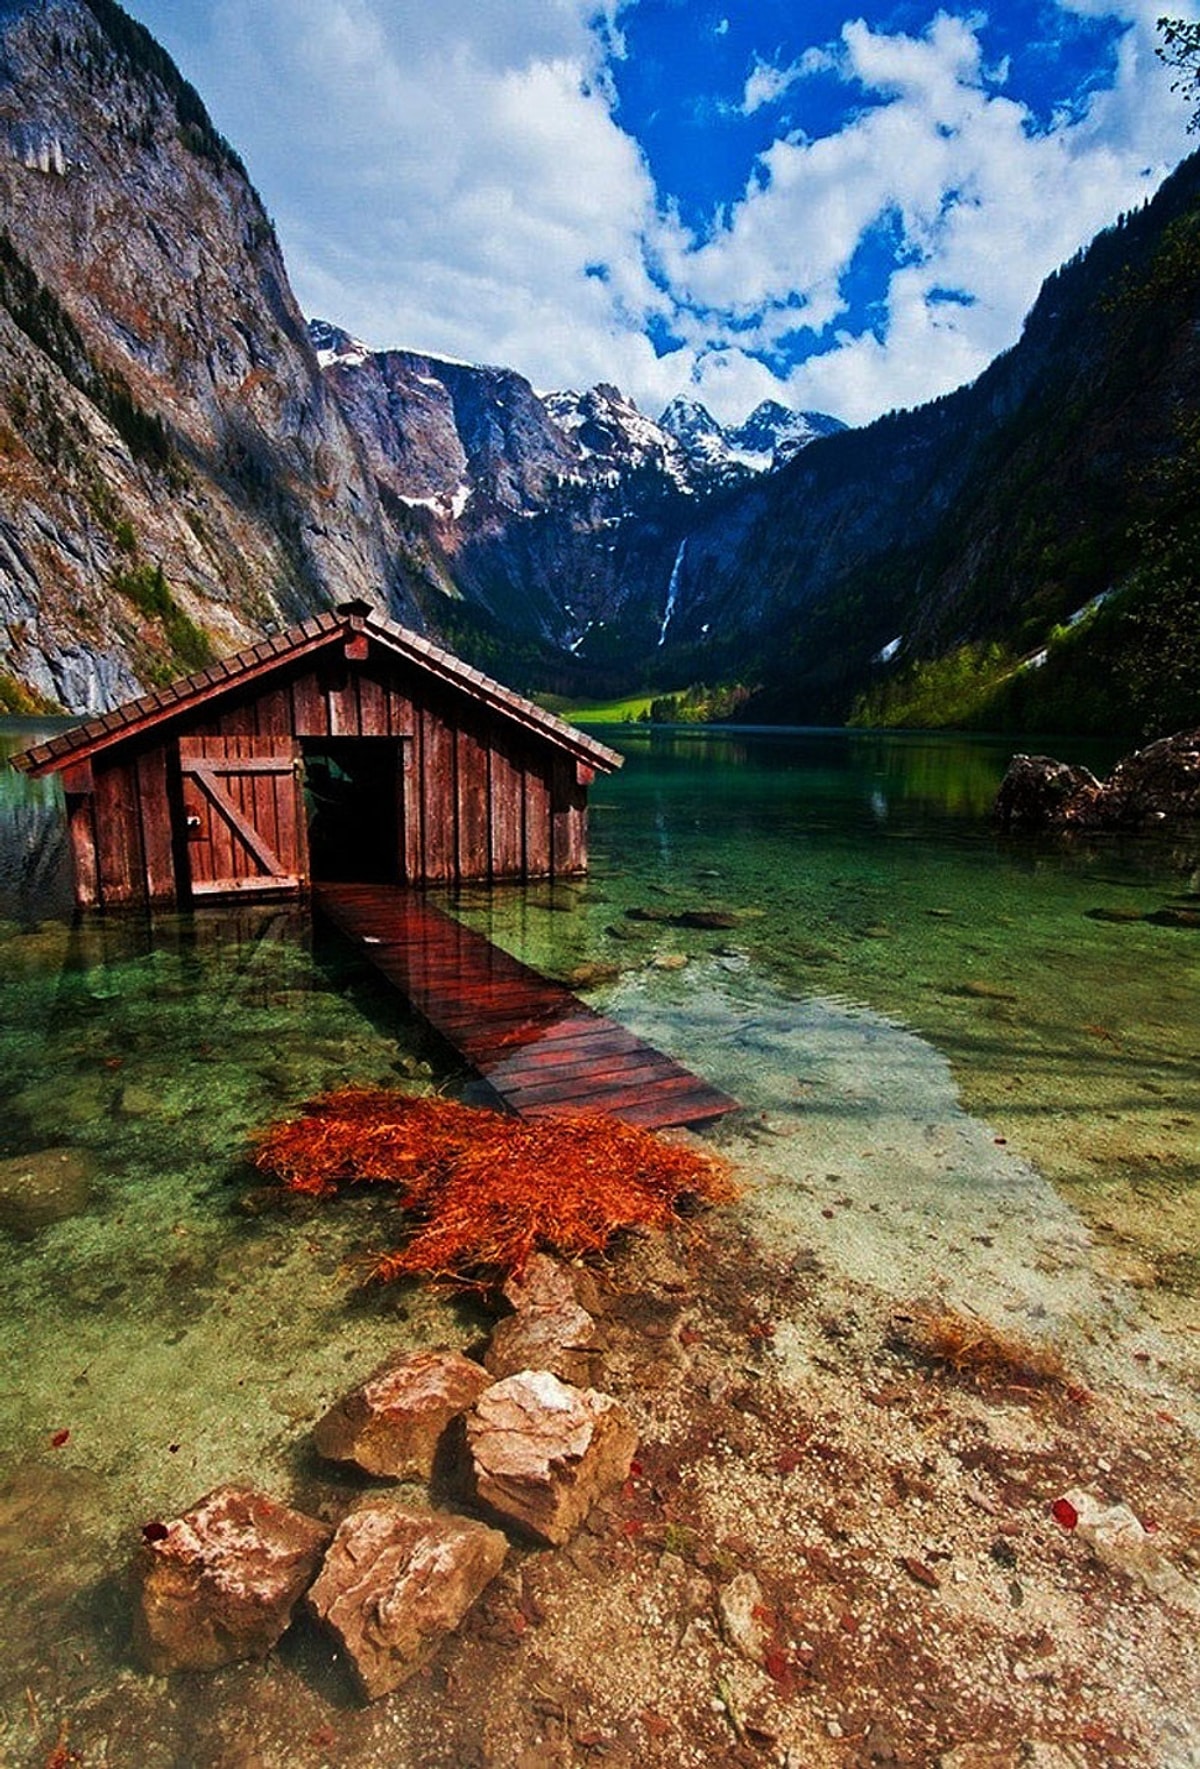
[302,739,404,883]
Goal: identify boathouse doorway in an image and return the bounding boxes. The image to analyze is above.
[301,738,405,885]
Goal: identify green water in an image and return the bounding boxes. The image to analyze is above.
[1,721,1197,1761]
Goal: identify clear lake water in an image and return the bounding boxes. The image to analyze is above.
[1,717,1197,1760]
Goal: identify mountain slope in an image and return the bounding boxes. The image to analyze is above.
[0,0,413,713]
[635,154,1200,735]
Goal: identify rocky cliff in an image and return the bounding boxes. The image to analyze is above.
[0,0,413,713]
[308,323,843,676]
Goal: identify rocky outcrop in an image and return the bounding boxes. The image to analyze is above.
[305,1503,508,1700]
[312,1349,491,1480]
[995,730,1200,829]
[0,0,414,713]
[465,1369,637,1546]
[993,754,1104,828]
[131,1485,332,1674]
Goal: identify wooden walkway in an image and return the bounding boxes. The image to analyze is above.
[314,883,738,1131]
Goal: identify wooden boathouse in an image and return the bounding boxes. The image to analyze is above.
[11,601,623,909]
[12,607,738,1129]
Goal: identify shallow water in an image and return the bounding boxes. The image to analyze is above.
[1,720,1197,1760]
[449,727,1200,1398]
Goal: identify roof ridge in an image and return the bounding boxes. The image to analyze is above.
[11,605,623,776]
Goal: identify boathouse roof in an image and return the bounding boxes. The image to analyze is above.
[11,602,624,779]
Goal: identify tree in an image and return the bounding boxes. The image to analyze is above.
[1158,16,1200,130]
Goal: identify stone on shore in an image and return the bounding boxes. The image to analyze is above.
[485,1254,599,1385]
[718,1569,770,1663]
[465,1369,637,1546]
[132,1485,332,1674]
[305,1503,508,1700]
[313,1349,491,1480]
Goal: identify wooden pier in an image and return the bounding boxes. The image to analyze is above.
[314,883,737,1131]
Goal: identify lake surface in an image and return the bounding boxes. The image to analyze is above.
[1,720,1197,1758]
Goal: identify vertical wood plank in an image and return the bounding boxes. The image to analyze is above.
[456,719,489,883]
[208,736,237,884]
[291,668,328,737]
[254,685,292,738]
[551,753,587,876]
[524,757,552,878]
[274,741,303,881]
[388,689,415,738]
[136,745,177,902]
[421,706,456,881]
[94,759,145,904]
[489,734,524,879]
[357,667,389,737]
[403,724,422,883]
[66,794,100,906]
[325,661,359,737]
[217,700,254,738]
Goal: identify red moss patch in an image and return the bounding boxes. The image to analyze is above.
[251,1090,736,1286]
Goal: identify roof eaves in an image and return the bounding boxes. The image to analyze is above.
[10,620,345,777]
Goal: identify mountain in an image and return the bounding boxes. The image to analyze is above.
[0,0,415,714]
[659,394,846,476]
[305,325,759,675]
[583,158,1200,737]
[1,0,1195,736]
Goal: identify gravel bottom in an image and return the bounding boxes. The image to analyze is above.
[14,1208,1199,1769]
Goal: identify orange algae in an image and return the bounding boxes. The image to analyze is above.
[251,1089,737,1285]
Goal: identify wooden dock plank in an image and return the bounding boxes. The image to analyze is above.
[314,883,737,1131]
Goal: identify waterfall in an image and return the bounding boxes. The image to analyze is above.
[658,540,686,646]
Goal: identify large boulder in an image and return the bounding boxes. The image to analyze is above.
[995,730,1200,830]
[1100,728,1200,824]
[131,1485,332,1674]
[993,754,1102,829]
[485,1255,598,1386]
[305,1502,508,1700]
[465,1369,637,1546]
[312,1349,491,1480]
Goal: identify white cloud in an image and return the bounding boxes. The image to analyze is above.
[131,0,1195,429]
[741,46,835,114]
[655,7,1194,422]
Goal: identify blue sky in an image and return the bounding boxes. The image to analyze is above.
[125,0,1197,425]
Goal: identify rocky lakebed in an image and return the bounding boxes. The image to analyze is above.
[16,1187,1199,1769]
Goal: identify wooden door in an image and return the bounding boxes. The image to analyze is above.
[179,736,308,899]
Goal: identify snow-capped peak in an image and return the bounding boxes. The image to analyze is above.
[659,393,846,476]
[308,318,371,370]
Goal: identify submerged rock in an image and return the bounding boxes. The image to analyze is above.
[1054,1487,1198,1608]
[465,1369,637,1546]
[306,1502,508,1700]
[996,729,1200,829]
[0,1145,92,1232]
[313,1349,491,1481]
[131,1485,332,1674]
